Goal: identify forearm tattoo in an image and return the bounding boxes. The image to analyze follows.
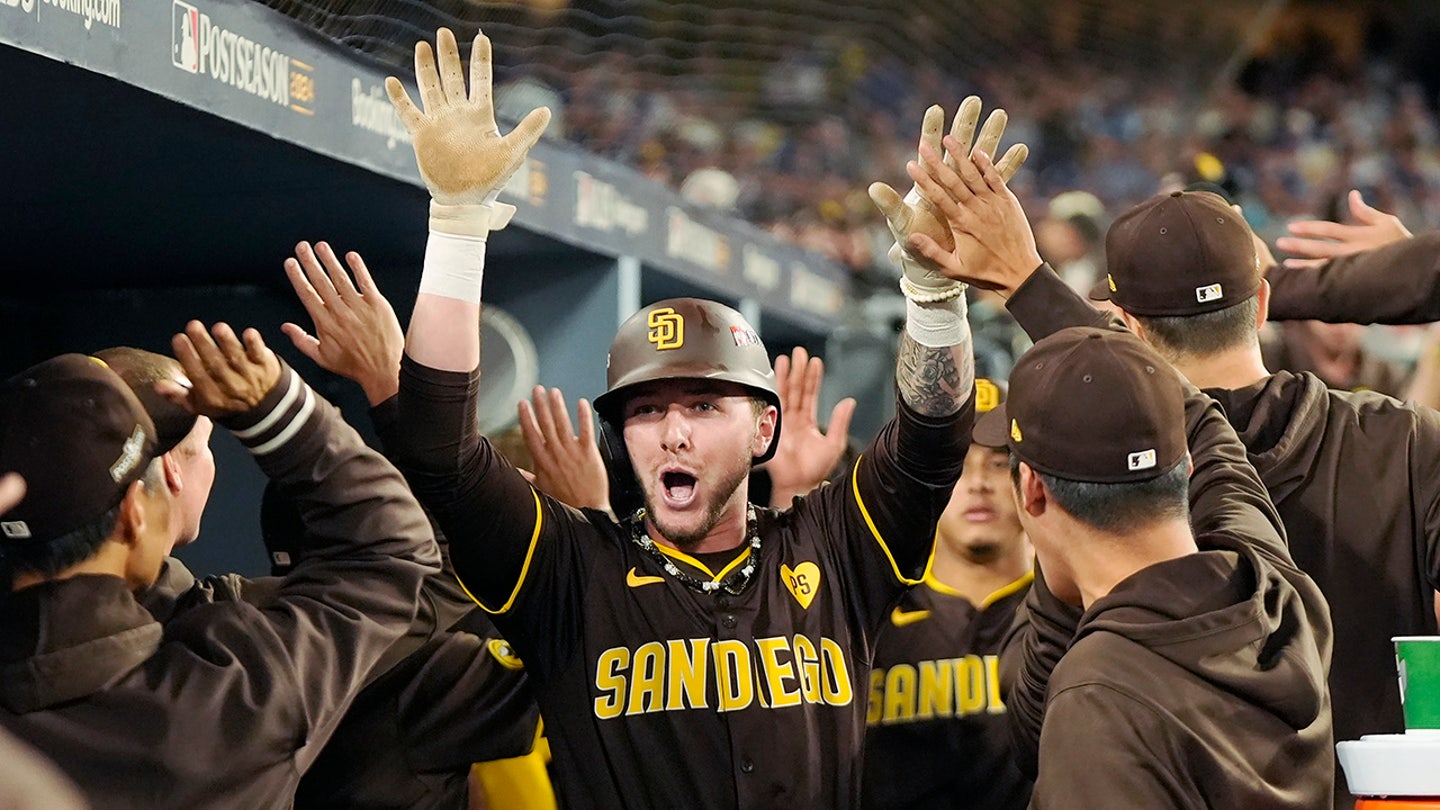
[896,331,974,417]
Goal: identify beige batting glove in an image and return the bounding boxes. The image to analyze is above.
[386,29,551,238]
[869,98,1028,302]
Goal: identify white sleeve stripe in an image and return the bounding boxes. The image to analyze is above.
[249,386,315,457]
[232,368,301,440]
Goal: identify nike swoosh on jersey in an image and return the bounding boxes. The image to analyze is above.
[627,567,666,588]
[890,607,932,627]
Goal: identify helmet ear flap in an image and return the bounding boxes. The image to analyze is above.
[598,418,644,520]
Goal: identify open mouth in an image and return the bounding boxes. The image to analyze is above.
[661,470,698,507]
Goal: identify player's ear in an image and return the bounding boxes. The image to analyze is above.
[1017,462,1046,516]
[751,403,778,458]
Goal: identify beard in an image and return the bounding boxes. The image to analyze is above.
[644,459,752,549]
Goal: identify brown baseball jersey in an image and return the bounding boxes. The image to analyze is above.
[381,357,972,809]
[863,574,1034,810]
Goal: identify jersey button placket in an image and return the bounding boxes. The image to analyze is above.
[721,614,737,629]
[740,758,754,774]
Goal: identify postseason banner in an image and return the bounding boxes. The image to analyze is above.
[0,0,846,329]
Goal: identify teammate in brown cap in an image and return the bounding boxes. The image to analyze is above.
[900,137,1418,807]
[274,27,1009,807]
[862,378,1034,810]
[994,326,1331,807]
[0,326,439,809]
[94,344,544,810]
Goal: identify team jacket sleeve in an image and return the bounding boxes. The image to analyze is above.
[1029,684,1190,809]
[165,363,441,772]
[1267,232,1440,325]
[998,564,1082,779]
[1005,263,1124,341]
[1182,386,1292,568]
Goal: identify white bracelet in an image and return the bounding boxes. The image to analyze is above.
[419,230,488,304]
[899,275,967,303]
[905,295,970,348]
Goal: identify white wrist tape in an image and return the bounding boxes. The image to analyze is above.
[428,200,516,239]
[905,295,970,348]
[419,230,488,304]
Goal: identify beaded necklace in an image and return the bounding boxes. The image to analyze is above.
[625,506,762,595]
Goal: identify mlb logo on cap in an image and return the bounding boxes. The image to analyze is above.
[1195,284,1223,303]
[1127,449,1157,472]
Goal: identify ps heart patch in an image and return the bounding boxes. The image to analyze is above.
[781,562,820,610]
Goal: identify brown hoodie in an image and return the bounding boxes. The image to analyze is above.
[1003,267,1334,808]
[0,366,440,809]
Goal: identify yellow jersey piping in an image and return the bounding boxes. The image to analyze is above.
[654,542,753,582]
[455,487,544,615]
[850,454,928,587]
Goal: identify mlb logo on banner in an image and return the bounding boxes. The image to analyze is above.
[173,1,200,73]
[1195,283,1223,303]
[1127,449,1157,471]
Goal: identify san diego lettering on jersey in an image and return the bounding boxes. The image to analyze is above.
[867,654,1006,725]
[593,634,854,719]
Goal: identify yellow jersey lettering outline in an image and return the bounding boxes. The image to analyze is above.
[869,654,1007,726]
[590,633,856,719]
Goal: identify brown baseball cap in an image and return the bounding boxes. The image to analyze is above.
[1089,190,1260,316]
[970,377,1009,449]
[0,354,158,543]
[1006,327,1186,483]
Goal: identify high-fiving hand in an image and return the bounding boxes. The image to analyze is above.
[903,140,1043,297]
[386,28,550,236]
[869,98,1028,301]
[157,322,282,419]
[282,241,405,406]
[1275,189,1412,270]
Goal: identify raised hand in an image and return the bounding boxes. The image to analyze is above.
[904,140,1043,298]
[518,385,612,514]
[386,28,550,236]
[1275,189,1412,270]
[760,347,857,508]
[869,98,1029,301]
[157,321,282,419]
[282,241,404,405]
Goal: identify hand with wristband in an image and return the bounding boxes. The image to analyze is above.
[385,28,550,321]
[868,98,1028,304]
[386,28,550,241]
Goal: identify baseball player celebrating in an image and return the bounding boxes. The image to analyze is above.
[273,28,1025,808]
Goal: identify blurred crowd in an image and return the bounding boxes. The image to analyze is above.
[494,14,1440,303]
